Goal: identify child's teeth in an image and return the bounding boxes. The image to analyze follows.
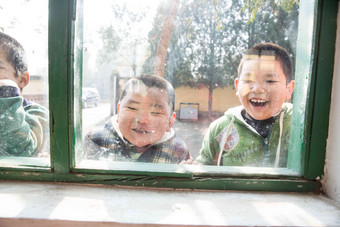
[136,129,146,133]
[251,99,265,103]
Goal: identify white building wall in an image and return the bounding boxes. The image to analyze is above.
[323,3,340,203]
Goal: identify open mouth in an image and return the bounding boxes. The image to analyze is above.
[249,99,269,107]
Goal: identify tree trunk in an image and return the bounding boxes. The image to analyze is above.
[208,86,213,118]
[154,0,179,77]
[248,21,255,49]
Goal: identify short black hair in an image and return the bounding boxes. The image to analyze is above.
[238,43,294,83]
[0,32,28,77]
[120,74,175,113]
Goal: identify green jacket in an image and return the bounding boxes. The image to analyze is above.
[197,103,292,167]
[0,87,48,156]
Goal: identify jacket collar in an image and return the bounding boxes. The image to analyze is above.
[225,105,288,135]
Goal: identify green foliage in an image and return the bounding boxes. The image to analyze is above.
[96,3,146,68]
[275,0,300,11]
[96,25,121,66]
[242,0,299,23]
[143,0,299,115]
[153,0,299,88]
[142,1,171,75]
[165,0,241,89]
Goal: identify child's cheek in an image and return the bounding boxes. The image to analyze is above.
[240,84,251,96]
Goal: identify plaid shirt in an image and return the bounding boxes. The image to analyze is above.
[84,117,191,164]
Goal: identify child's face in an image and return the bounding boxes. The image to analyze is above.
[0,48,17,82]
[117,86,175,147]
[235,56,295,120]
[0,47,28,89]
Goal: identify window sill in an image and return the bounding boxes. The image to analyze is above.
[75,160,301,178]
[0,181,339,226]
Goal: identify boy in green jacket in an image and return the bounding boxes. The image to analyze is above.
[196,43,295,167]
[0,32,48,157]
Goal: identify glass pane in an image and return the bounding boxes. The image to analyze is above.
[75,0,310,173]
[0,0,49,167]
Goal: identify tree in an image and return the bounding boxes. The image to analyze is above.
[242,0,299,23]
[154,0,180,77]
[96,24,121,66]
[166,0,249,117]
[143,0,299,117]
[242,0,299,62]
[96,2,147,75]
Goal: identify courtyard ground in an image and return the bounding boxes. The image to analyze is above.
[173,113,222,159]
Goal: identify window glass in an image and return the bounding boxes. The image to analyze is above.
[76,0,305,172]
[0,0,49,167]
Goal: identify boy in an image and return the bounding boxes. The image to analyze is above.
[0,32,48,156]
[84,74,191,163]
[196,43,295,167]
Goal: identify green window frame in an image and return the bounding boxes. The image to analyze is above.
[0,0,338,192]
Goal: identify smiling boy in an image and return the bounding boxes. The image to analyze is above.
[0,32,48,156]
[196,43,295,167]
[84,74,191,163]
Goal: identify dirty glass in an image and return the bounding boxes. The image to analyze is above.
[0,0,50,167]
[75,0,308,173]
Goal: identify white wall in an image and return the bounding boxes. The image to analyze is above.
[323,4,340,203]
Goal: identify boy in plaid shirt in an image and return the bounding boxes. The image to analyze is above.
[84,74,191,163]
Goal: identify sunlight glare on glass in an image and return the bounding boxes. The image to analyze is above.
[83,0,163,74]
[0,0,48,75]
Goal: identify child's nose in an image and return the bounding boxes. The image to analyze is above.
[137,111,150,124]
[251,82,265,93]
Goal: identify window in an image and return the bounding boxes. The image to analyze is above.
[0,0,337,192]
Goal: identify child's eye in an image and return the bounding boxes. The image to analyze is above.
[266,80,278,84]
[127,106,137,110]
[151,111,161,115]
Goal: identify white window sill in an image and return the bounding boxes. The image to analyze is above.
[0,181,339,227]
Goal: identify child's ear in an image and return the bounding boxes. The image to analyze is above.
[116,103,120,122]
[166,112,176,132]
[286,80,295,100]
[234,78,239,95]
[18,72,29,89]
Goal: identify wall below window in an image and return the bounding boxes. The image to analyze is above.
[0,181,339,226]
[323,3,340,203]
[175,86,240,112]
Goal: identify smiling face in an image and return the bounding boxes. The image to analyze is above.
[235,56,295,120]
[117,86,176,147]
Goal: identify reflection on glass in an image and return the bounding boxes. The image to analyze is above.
[0,0,49,166]
[78,0,299,168]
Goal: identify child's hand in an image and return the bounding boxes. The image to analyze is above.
[0,79,18,88]
[180,159,201,165]
[36,151,50,158]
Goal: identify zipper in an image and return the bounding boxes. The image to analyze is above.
[262,124,274,167]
